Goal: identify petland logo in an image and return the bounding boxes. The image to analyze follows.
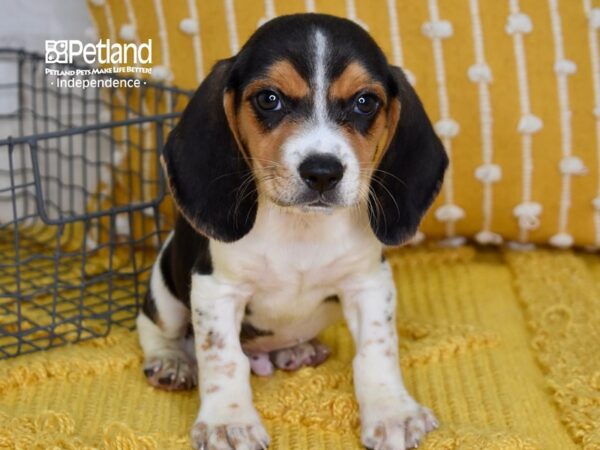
[45,39,152,65]
[44,39,154,89]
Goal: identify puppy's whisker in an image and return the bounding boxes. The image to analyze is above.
[360,166,408,189]
[366,184,388,234]
[369,175,401,221]
[231,171,260,225]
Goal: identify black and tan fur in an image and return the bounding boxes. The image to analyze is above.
[137,13,447,450]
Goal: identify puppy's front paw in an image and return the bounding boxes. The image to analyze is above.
[190,421,270,450]
[143,352,197,391]
[362,402,438,450]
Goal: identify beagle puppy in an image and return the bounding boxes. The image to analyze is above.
[137,13,447,450]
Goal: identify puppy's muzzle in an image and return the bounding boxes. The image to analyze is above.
[298,154,345,194]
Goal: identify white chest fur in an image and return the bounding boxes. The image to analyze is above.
[209,203,382,351]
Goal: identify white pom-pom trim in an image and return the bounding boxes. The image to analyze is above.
[89,0,105,6]
[179,18,199,35]
[85,233,99,251]
[513,201,542,230]
[84,27,99,43]
[421,20,454,39]
[407,230,425,246]
[589,8,600,29]
[257,16,273,28]
[434,204,465,222]
[468,63,492,83]
[151,65,171,81]
[505,13,533,35]
[404,69,417,87]
[434,118,460,138]
[353,18,370,31]
[475,231,503,245]
[113,148,126,165]
[115,214,130,236]
[559,156,587,175]
[517,114,543,134]
[119,24,136,42]
[513,201,542,217]
[506,241,536,251]
[438,236,467,248]
[142,207,156,218]
[592,197,600,210]
[549,232,574,248]
[554,59,577,76]
[594,106,600,118]
[474,164,502,183]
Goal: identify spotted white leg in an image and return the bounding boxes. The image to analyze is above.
[137,238,197,391]
[189,274,269,450]
[340,261,438,450]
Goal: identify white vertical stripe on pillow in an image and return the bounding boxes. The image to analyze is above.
[185,0,204,82]
[102,1,116,42]
[258,0,276,27]
[548,0,585,248]
[469,0,501,245]
[386,0,415,86]
[224,0,240,55]
[305,0,316,13]
[508,0,540,246]
[386,0,405,68]
[152,0,172,83]
[345,0,368,30]
[583,0,600,249]
[121,0,159,206]
[122,0,144,79]
[425,0,465,244]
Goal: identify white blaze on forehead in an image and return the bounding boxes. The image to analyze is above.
[275,28,363,207]
[313,29,329,124]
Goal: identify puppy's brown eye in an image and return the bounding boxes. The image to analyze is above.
[255,90,282,111]
[353,94,379,115]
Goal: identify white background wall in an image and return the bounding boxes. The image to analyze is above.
[0,0,93,115]
[0,0,93,52]
[0,1,102,222]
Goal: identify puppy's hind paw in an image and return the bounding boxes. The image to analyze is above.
[247,352,274,377]
[191,421,270,450]
[143,352,197,391]
[270,338,330,371]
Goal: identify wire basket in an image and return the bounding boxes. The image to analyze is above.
[0,49,192,358]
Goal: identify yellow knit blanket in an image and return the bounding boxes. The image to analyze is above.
[1,246,598,449]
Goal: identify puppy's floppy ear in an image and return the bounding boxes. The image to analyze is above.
[369,66,448,245]
[162,58,257,242]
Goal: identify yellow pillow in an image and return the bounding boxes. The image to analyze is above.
[89,0,600,249]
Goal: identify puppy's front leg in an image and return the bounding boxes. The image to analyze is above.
[190,274,269,450]
[340,261,438,450]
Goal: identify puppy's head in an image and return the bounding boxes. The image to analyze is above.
[163,14,448,244]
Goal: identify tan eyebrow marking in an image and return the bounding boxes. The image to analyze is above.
[244,59,310,99]
[327,61,394,168]
[329,61,387,102]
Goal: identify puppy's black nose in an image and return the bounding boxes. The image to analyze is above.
[298,154,344,193]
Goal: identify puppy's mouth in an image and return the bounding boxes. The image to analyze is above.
[306,199,331,207]
[301,198,336,212]
[269,193,344,211]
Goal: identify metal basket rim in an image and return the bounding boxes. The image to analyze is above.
[0,113,181,146]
